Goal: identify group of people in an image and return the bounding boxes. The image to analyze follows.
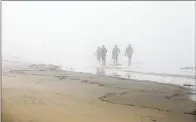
[94,45,107,66]
[94,44,133,66]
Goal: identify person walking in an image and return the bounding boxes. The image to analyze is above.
[112,45,120,65]
[125,44,133,66]
[94,46,101,63]
[100,45,107,66]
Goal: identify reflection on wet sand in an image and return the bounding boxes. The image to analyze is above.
[96,67,106,75]
[96,67,122,77]
[110,72,120,77]
[126,73,131,78]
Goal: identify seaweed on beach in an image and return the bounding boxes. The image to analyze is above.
[28,64,61,71]
[184,110,196,115]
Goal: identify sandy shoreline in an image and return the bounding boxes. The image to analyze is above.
[2,66,196,122]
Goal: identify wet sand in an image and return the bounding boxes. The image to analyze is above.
[2,68,196,122]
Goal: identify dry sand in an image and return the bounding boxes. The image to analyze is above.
[2,68,196,122]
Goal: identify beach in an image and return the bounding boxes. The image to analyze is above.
[3,1,196,122]
[2,61,196,122]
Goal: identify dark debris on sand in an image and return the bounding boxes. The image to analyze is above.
[28,64,61,71]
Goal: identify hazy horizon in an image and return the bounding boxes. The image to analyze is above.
[2,1,195,74]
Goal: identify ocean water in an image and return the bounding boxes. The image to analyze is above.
[60,57,195,86]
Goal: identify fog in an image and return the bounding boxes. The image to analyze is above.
[2,1,195,74]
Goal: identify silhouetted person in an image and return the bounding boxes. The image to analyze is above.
[100,45,107,66]
[112,45,120,65]
[94,46,101,63]
[125,44,133,66]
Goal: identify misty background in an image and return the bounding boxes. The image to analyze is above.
[2,1,195,75]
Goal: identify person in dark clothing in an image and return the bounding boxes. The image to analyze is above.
[112,45,120,65]
[125,44,133,66]
[94,46,101,63]
[100,45,107,66]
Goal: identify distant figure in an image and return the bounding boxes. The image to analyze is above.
[100,45,107,66]
[125,44,133,66]
[112,45,120,65]
[94,46,101,63]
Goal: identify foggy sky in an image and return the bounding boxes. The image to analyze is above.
[2,1,195,71]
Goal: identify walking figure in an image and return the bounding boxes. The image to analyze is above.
[112,45,120,65]
[94,46,101,63]
[100,45,107,66]
[125,44,133,66]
